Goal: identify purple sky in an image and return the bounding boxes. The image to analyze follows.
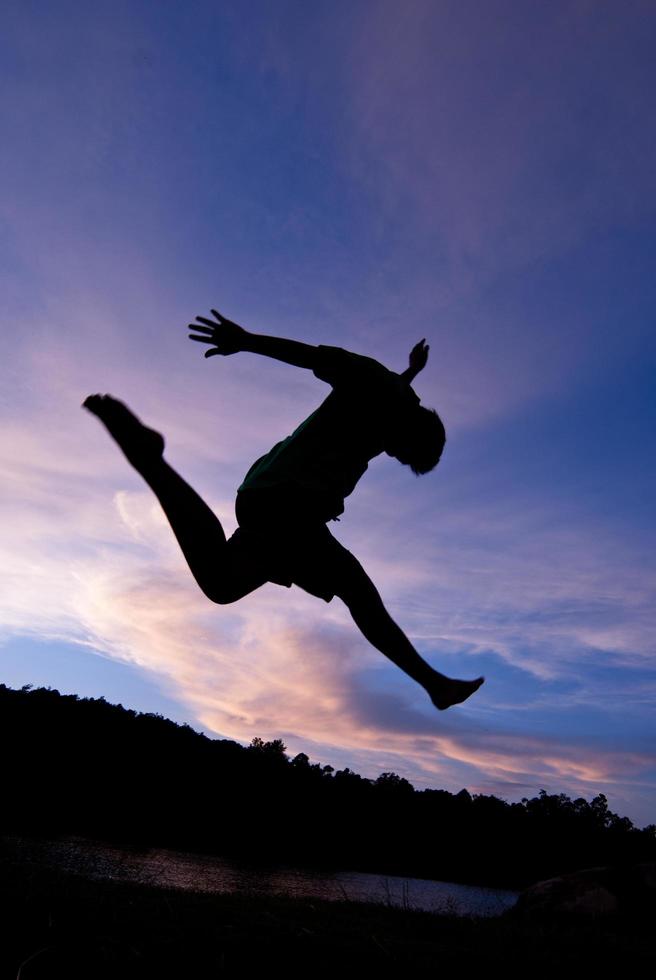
[1,0,655,826]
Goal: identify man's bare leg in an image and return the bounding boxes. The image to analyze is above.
[335,553,484,710]
[83,394,262,604]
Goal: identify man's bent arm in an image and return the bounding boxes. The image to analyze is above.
[400,338,430,383]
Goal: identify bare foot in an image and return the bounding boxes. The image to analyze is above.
[429,675,484,711]
[83,394,164,471]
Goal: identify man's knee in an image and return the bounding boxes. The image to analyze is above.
[208,586,238,605]
[205,580,244,605]
[203,568,265,605]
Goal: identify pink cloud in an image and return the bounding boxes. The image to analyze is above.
[1,415,652,816]
[1,344,652,728]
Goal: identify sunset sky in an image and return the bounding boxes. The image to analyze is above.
[2,1,655,826]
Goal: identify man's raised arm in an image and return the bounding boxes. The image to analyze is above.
[188,309,318,370]
[400,338,430,383]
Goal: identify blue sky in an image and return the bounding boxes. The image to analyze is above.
[1,0,655,826]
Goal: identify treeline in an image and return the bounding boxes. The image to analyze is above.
[1,684,653,888]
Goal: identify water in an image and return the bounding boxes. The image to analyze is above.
[3,835,518,917]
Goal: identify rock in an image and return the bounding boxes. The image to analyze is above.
[512,863,656,919]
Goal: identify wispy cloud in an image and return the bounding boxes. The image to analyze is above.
[1,368,653,819]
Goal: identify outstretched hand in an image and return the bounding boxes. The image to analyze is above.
[408,338,429,375]
[188,309,248,357]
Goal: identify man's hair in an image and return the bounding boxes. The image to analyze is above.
[386,404,446,475]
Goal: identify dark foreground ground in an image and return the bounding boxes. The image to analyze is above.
[2,856,653,978]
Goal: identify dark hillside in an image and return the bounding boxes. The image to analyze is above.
[2,684,653,888]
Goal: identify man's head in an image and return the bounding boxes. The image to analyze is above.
[385,401,446,475]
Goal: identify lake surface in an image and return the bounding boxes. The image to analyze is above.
[3,835,519,917]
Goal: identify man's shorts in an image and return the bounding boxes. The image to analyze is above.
[228,486,355,603]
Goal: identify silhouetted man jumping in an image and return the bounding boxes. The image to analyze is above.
[84,310,484,711]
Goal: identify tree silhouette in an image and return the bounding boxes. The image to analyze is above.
[1,684,653,888]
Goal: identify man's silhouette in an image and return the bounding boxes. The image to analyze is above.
[84,310,483,711]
